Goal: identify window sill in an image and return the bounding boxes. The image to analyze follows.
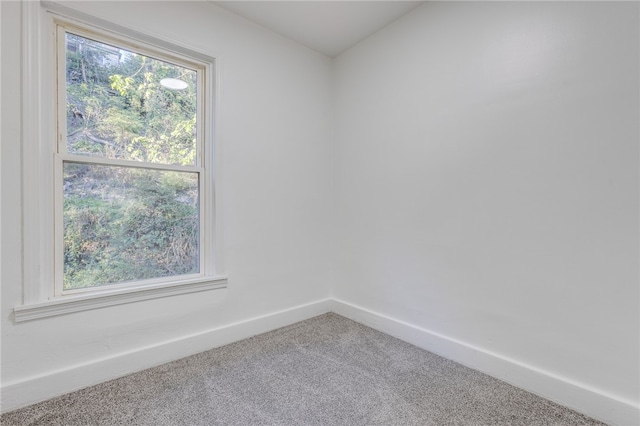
[13,276,228,323]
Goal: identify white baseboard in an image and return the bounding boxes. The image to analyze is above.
[329,299,640,426]
[1,298,332,414]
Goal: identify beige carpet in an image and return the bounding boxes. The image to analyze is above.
[0,313,605,425]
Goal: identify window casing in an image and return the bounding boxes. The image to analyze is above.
[15,3,226,322]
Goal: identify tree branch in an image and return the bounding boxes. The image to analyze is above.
[83,131,120,151]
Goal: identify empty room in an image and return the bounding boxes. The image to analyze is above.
[1,1,638,425]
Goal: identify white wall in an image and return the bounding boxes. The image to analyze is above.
[333,1,638,423]
[1,0,333,410]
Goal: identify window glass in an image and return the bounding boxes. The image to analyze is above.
[59,27,207,294]
[65,32,198,166]
[63,162,200,290]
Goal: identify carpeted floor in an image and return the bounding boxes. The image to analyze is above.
[1,313,606,425]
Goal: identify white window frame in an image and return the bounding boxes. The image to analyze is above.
[14,2,226,323]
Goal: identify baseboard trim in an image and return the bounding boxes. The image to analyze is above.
[1,298,332,413]
[329,299,639,426]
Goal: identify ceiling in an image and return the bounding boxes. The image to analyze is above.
[213,1,426,58]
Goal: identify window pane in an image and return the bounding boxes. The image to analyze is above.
[63,162,200,290]
[65,33,197,166]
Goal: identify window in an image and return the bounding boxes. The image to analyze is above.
[15,5,225,322]
[57,27,203,294]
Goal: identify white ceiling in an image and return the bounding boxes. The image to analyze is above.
[213,1,425,58]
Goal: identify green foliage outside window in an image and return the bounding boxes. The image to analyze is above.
[63,33,200,290]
